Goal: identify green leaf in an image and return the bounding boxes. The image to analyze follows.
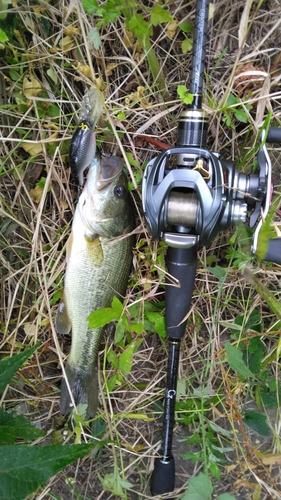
[227,93,238,106]
[225,341,254,379]
[107,350,119,369]
[46,67,57,85]
[234,108,248,123]
[181,472,213,500]
[207,265,227,281]
[181,37,193,53]
[243,411,271,436]
[150,5,173,26]
[82,0,122,24]
[37,177,47,189]
[0,342,40,393]
[146,311,166,338]
[208,461,221,480]
[0,443,95,500]
[117,111,126,121]
[126,151,141,169]
[223,112,233,128]
[193,386,215,399]
[87,296,123,328]
[129,322,144,334]
[245,309,261,333]
[0,28,8,43]
[179,21,194,33]
[81,0,99,14]
[89,27,101,50]
[119,345,134,376]
[115,322,126,343]
[127,14,150,39]
[218,494,237,500]
[98,470,133,498]
[247,337,264,373]
[9,69,20,81]
[177,84,187,97]
[0,409,45,445]
[107,373,118,392]
[209,421,233,439]
[177,85,193,105]
[91,416,106,441]
[87,307,118,328]
[111,296,123,311]
[46,104,60,118]
[186,432,201,445]
[259,378,281,408]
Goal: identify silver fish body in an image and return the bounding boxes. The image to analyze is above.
[56,152,135,418]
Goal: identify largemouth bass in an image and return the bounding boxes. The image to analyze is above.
[55,151,135,418]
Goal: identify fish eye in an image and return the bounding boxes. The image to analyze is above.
[114,185,126,198]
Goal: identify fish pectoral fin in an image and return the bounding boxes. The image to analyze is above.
[55,302,72,335]
[84,230,98,242]
[85,234,105,265]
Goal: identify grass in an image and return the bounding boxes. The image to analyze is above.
[1,0,281,499]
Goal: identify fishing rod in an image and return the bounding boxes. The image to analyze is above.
[142,0,281,495]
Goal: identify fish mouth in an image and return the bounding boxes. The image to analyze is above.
[96,154,123,190]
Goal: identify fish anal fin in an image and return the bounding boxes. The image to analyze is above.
[55,301,72,335]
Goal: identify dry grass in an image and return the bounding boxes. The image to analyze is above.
[1,0,281,499]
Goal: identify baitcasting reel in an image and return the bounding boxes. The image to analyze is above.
[142,114,281,257]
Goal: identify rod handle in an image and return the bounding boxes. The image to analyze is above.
[151,456,175,495]
[165,246,197,340]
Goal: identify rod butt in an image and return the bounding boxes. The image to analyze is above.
[151,456,175,495]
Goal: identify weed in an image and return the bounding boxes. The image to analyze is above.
[176,391,227,480]
[177,85,194,105]
[221,93,253,129]
[82,0,173,99]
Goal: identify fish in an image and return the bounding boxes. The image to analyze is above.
[69,87,104,186]
[55,151,135,418]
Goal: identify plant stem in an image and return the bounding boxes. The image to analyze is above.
[140,34,170,101]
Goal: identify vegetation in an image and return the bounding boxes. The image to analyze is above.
[1,0,281,499]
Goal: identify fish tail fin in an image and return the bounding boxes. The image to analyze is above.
[60,362,99,419]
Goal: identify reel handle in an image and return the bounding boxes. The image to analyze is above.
[266,127,281,144]
[264,239,281,265]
